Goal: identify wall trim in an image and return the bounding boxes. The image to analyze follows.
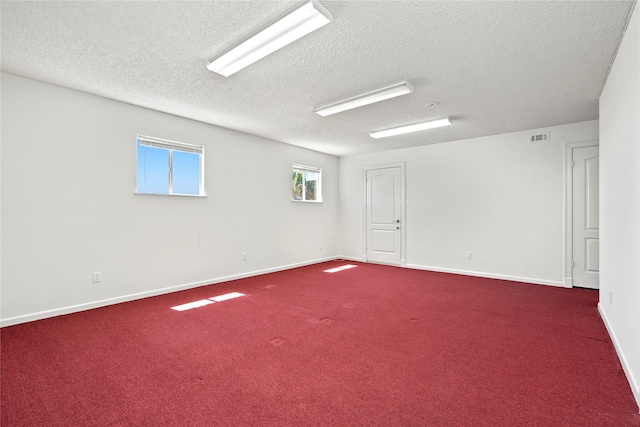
[404,263,565,287]
[0,256,585,326]
[339,255,365,263]
[599,303,640,412]
[0,256,338,327]
[340,257,565,287]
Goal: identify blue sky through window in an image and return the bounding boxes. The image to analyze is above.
[136,138,202,195]
[137,143,169,194]
[173,151,200,195]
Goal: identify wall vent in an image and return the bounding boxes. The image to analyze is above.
[529,132,550,143]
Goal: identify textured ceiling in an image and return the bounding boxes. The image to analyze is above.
[1,0,635,156]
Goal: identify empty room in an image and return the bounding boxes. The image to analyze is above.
[1,1,639,425]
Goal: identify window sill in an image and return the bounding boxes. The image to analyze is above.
[135,192,207,198]
[291,199,323,203]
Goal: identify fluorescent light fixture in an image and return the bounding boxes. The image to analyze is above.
[313,82,414,117]
[207,0,332,77]
[370,117,452,139]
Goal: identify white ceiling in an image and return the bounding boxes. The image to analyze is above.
[1,1,635,156]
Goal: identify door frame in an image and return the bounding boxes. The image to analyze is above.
[362,162,406,265]
[564,140,599,288]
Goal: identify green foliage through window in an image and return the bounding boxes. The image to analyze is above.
[292,165,321,202]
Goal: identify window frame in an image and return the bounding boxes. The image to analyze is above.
[292,164,322,203]
[135,134,205,197]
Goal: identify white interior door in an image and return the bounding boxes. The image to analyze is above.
[366,166,403,264]
[572,146,600,289]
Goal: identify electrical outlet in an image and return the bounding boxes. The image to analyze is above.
[466,252,472,260]
[92,272,101,283]
[242,252,247,261]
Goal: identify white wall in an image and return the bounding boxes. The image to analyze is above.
[599,4,640,408]
[339,121,599,286]
[0,73,339,325]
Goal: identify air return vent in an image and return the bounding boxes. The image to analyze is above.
[529,132,550,143]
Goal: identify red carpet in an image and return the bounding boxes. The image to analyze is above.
[2,261,639,426]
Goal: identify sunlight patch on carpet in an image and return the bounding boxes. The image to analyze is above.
[171,293,245,311]
[324,264,357,273]
[171,299,215,311]
[209,292,245,302]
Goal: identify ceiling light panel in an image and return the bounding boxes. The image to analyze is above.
[313,81,414,117]
[207,0,332,77]
[370,117,452,139]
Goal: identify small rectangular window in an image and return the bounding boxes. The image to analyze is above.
[136,135,205,196]
[292,164,322,202]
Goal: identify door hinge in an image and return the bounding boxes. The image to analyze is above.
[571,161,575,168]
[571,260,575,268]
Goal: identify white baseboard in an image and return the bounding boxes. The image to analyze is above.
[338,255,365,263]
[337,258,564,287]
[598,303,640,412]
[0,256,338,327]
[403,263,565,287]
